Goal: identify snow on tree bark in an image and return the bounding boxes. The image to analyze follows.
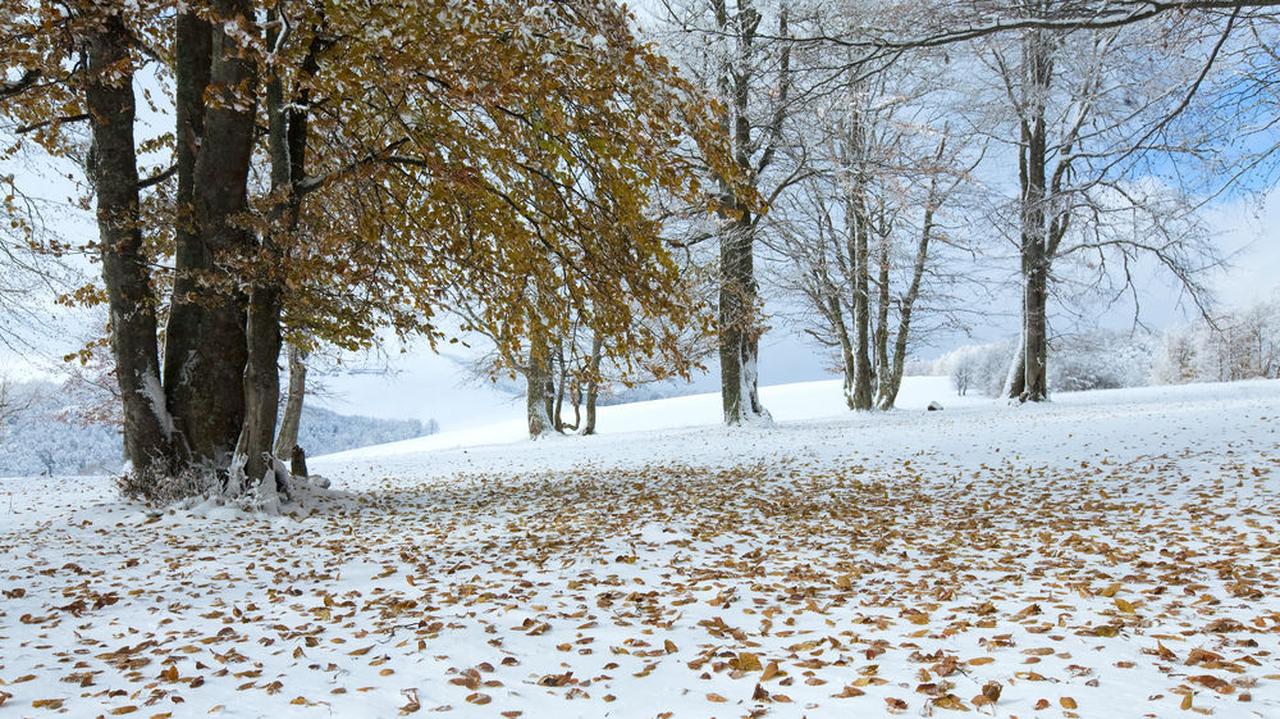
[525,339,556,438]
[274,344,308,458]
[84,9,174,481]
[1015,28,1053,403]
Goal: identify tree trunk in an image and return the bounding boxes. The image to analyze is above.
[583,388,599,436]
[236,8,294,485]
[873,224,891,401]
[85,8,173,483]
[236,286,282,484]
[290,445,308,478]
[719,214,768,424]
[715,2,771,426]
[544,375,556,430]
[582,333,603,435]
[566,384,581,432]
[165,0,258,469]
[848,187,874,411]
[878,176,938,410]
[1017,29,1052,402]
[274,344,307,458]
[163,7,210,465]
[526,340,555,438]
[839,98,876,412]
[553,342,567,432]
[824,291,856,410]
[1024,255,1050,400]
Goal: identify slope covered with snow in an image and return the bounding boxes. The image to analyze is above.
[0,378,1276,718]
[317,375,985,464]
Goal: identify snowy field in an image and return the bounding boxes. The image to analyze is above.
[1,377,1277,718]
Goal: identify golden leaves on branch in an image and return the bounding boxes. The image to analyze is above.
[297,0,736,371]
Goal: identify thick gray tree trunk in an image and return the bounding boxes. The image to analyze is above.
[163,8,210,466]
[525,340,555,438]
[1015,29,1053,402]
[85,9,173,483]
[236,285,282,484]
[847,183,874,411]
[719,216,769,424]
[713,0,781,426]
[166,0,258,468]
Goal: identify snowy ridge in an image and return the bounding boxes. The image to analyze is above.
[313,376,1277,478]
[316,375,987,463]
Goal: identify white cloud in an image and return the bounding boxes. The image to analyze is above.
[1204,188,1280,308]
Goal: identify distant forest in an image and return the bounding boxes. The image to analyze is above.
[0,381,434,477]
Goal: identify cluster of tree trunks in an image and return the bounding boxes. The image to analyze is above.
[826,198,937,412]
[816,116,947,412]
[523,331,603,438]
[88,3,311,494]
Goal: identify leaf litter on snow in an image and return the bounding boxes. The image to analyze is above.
[0,381,1277,717]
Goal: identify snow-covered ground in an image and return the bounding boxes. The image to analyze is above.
[1,377,1277,718]
[317,375,985,465]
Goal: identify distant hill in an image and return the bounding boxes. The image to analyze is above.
[294,405,435,458]
[0,381,435,477]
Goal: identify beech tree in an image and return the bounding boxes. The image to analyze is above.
[1,0,731,499]
[770,44,980,410]
[964,12,1225,401]
[452,254,712,439]
[781,1,1272,402]
[656,0,805,425]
